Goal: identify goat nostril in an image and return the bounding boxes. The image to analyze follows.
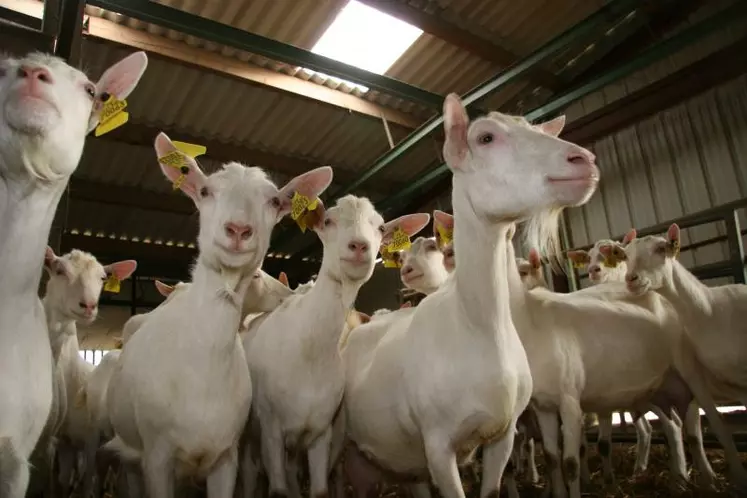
[627,274,639,283]
[79,301,87,309]
[17,67,28,78]
[225,223,252,240]
[568,154,586,165]
[348,241,368,253]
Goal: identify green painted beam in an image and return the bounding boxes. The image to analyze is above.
[323,0,643,201]
[86,0,442,108]
[272,0,643,253]
[291,0,746,261]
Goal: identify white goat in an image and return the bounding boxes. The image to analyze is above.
[43,247,136,496]
[119,280,190,346]
[564,233,657,481]
[517,249,547,291]
[80,278,186,496]
[621,223,747,488]
[566,231,636,285]
[433,212,455,273]
[106,131,333,497]
[241,195,429,498]
[399,236,450,295]
[340,94,599,498]
[0,50,146,497]
[120,269,290,347]
[573,236,717,487]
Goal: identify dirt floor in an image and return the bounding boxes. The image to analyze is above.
[372,444,747,498]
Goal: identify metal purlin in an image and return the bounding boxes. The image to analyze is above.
[291,0,747,261]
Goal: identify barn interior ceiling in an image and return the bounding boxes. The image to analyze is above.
[2,0,746,294]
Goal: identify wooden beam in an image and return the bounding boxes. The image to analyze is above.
[5,0,422,129]
[403,36,747,216]
[357,0,562,91]
[68,178,195,215]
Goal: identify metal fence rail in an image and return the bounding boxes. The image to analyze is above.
[564,198,747,289]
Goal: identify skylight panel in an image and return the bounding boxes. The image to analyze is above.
[301,0,423,93]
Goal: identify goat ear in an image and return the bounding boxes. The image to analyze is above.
[536,115,566,137]
[566,250,590,266]
[443,93,470,171]
[277,166,333,218]
[382,213,430,243]
[88,51,148,132]
[154,280,175,297]
[357,311,371,323]
[44,246,58,272]
[528,249,542,270]
[622,228,637,245]
[667,224,680,245]
[307,199,327,231]
[95,51,148,101]
[400,302,412,309]
[278,272,289,287]
[154,132,207,202]
[611,245,627,261]
[433,210,454,249]
[104,260,137,281]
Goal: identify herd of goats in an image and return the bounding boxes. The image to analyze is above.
[1,46,746,498]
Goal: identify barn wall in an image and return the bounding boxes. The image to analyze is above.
[565,74,747,287]
[355,264,404,314]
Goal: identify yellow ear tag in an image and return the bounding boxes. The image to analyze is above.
[172,141,207,158]
[436,225,453,246]
[157,151,192,190]
[383,258,400,268]
[291,192,313,221]
[104,274,121,293]
[291,193,319,232]
[669,240,680,259]
[380,246,402,268]
[387,227,411,252]
[94,95,129,137]
[572,261,587,270]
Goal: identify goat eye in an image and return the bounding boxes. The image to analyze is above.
[324,218,332,227]
[270,197,281,209]
[477,133,494,145]
[378,225,385,234]
[84,83,96,99]
[199,186,210,198]
[519,271,528,277]
[56,269,65,276]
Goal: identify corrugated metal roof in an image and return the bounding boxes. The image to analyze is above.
[78,38,427,182]
[562,0,746,123]
[6,0,735,266]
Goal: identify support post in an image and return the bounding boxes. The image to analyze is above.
[130,274,138,316]
[724,210,747,284]
[42,0,61,37]
[53,0,84,64]
[558,212,577,292]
